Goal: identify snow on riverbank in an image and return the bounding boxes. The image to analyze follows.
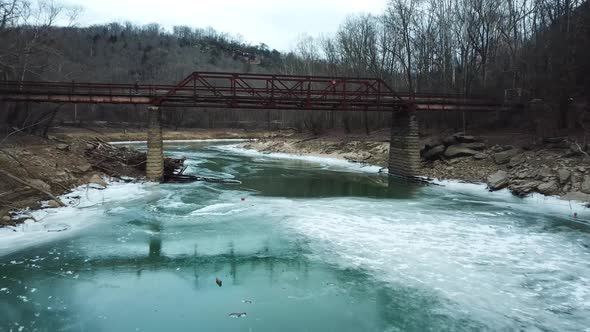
[430,179,590,222]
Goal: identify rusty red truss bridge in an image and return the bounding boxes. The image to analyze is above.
[0,72,516,112]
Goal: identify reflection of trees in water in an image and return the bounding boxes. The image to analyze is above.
[60,235,315,290]
[219,239,311,286]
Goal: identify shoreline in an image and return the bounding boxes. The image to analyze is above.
[2,128,589,217]
[0,128,275,226]
[1,136,589,257]
[226,142,590,225]
[0,180,146,257]
[236,136,590,208]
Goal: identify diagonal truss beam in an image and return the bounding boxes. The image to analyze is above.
[0,71,515,112]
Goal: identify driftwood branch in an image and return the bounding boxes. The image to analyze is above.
[0,169,65,207]
[0,118,51,147]
[295,136,320,144]
[0,149,34,177]
[572,141,590,159]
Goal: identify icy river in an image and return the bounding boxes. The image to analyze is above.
[1,141,590,332]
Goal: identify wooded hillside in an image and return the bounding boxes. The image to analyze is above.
[0,0,588,135]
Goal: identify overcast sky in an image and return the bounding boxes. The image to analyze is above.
[61,0,387,51]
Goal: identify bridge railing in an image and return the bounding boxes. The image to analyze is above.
[0,72,519,112]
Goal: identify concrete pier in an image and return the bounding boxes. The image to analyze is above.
[146,106,164,182]
[389,110,420,177]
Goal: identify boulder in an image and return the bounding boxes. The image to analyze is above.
[455,143,486,151]
[88,174,108,188]
[54,171,70,182]
[492,145,514,153]
[29,179,51,191]
[46,200,62,209]
[77,163,92,173]
[544,137,567,144]
[537,181,560,196]
[422,145,446,160]
[493,149,521,165]
[444,146,479,158]
[562,192,590,203]
[557,169,571,185]
[508,154,526,168]
[581,176,590,194]
[491,145,504,153]
[455,134,478,143]
[56,144,70,151]
[420,137,443,153]
[535,167,553,180]
[473,153,488,160]
[443,135,458,146]
[442,132,480,146]
[510,181,539,197]
[1,216,11,223]
[487,170,509,191]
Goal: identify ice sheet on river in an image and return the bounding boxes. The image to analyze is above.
[0,181,146,256]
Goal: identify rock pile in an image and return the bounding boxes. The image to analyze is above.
[421,134,590,202]
[421,132,485,161]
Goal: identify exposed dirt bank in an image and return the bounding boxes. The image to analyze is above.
[241,129,590,206]
[0,127,274,226]
[0,135,144,226]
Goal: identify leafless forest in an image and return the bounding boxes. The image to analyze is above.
[0,0,588,136]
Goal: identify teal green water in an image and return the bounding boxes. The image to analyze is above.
[1,142,590,332]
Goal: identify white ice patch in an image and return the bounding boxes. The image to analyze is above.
[189,203,246,217]
[0,181,147,257]
[270,196,590,330]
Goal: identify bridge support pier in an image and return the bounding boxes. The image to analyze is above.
[146,106,164,182]
[389,110,420,178]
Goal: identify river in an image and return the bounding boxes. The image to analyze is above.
[1,141,590,332]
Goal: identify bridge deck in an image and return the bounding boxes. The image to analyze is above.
[0,72,514,112]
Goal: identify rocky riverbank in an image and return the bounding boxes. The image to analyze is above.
[2,127,588,227]
[241,131,590,205]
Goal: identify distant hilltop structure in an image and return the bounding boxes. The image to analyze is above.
[233,52,262,65]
